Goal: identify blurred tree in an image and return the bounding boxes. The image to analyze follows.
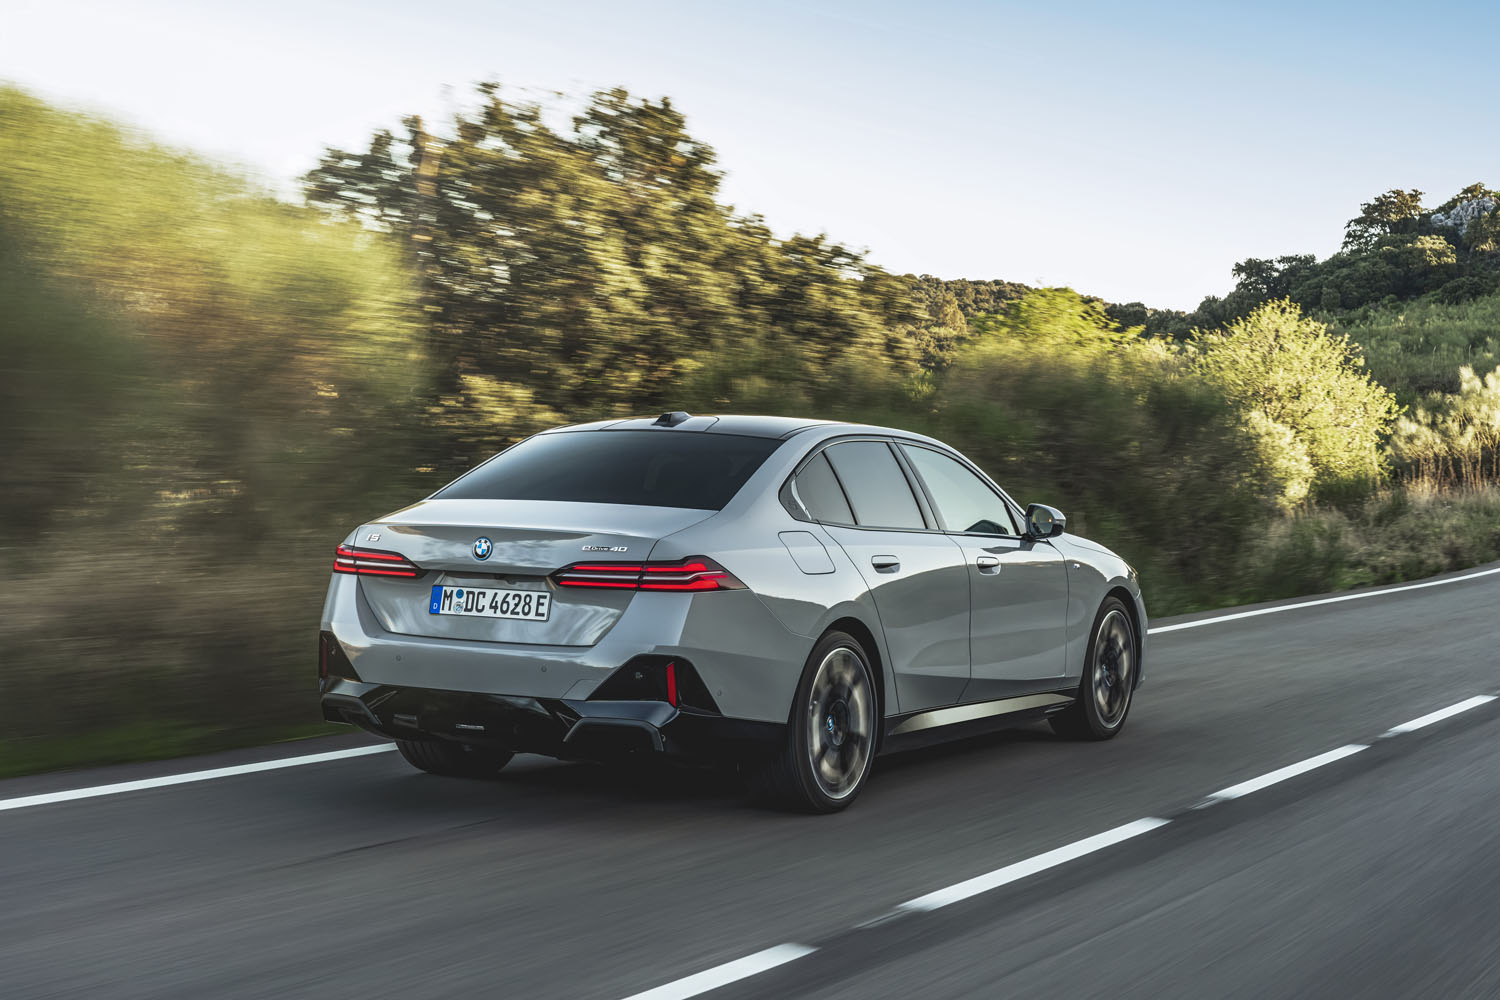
[304,84,917,457]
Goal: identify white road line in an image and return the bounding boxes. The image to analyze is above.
[0,744,395,813]
[1383,695,1498,736]
[1148,565,1500,635]
[896,818,1171,913]
[1201,744,1368,803]
[619,944,817,1000]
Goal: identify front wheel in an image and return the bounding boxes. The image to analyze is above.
[396,739,514,778]
[752,631,878,813]
[1050,597,1137,740]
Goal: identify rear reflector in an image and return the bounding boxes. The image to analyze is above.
[333,544,423,578]
[552,557,745,592]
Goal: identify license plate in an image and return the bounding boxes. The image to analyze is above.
[429,585,551,621]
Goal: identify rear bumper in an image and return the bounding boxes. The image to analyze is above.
[320,677,783,761]
[320,573,813,724]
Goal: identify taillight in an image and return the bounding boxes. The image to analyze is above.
[333,544,423,578]
[552,557,745,592]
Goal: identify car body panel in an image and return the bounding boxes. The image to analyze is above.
[949,534,1070,703]
[1052,533,1148,687]
[818,524,971,712]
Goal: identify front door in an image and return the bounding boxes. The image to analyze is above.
[898,444,1069,701]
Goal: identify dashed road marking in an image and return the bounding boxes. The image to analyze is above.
[619,944,818,1000]
[617,690,1500,998]
[1382,695,1497,737]
[1198,744,1369,805]
[896,817,1172,913]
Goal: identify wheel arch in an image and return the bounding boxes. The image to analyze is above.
[823,615,887,734]
[1104,584,1145,687]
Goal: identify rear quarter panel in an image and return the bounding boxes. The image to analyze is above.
[647,438,902,720]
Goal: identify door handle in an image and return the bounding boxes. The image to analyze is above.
[975,555,1001,573]
[870,554,900,572]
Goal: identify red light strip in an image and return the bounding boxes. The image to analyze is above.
[332,545,422,577]
[553,559,740,591]
[640,576,726,591]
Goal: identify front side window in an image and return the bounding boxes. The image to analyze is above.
[901,445,1018,535]
[822,441,925,530]
[435,430,781,510]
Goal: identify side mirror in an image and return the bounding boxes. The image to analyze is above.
[1025,503,1066,540]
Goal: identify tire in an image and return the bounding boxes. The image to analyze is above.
[395,738,514,778]
[1050,596,1138,741]
[752,630,878,813]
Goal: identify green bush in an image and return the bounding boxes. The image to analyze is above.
[1192,300,1398,502]
[1239,486,1500,600]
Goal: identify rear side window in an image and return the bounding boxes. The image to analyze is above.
[790,452,854,524]
[435,431,781,510]
[822,441,925,530]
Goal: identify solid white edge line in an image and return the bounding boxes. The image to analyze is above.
[1202,744,1368,803]
[896,817,1171,913]
[1148,565,1500,635]
[619,944,817,1000]
[0,744,396,813]
[1383,695,1498,736]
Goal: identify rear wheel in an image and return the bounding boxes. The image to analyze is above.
[396,739,514,778]
[752,630,878,813]
[1050,596,1137,740]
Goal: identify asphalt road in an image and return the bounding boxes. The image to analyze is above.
[3,564,1499,999]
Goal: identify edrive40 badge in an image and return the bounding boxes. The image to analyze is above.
[472,536,493,560]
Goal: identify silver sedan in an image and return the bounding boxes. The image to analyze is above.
[319,412,1146,812]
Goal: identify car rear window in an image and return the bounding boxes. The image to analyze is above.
[433,430,783,510]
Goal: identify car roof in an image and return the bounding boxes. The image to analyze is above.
[541,414,835,439]
[540,413,951,447]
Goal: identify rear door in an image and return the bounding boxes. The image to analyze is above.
[804,440,970,712]
[898,444,1069,701]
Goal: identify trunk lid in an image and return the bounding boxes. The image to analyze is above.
[354,499,714,646]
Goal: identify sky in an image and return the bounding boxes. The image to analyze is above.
[4,0,1498,310]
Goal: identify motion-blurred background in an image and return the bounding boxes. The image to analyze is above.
[3,1,1499,776]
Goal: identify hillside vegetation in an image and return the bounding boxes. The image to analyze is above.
[3,83,1499,774]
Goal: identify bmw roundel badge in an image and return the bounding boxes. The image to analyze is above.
[473,537,493,561]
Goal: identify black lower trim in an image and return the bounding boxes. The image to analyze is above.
[319,679,782,762]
